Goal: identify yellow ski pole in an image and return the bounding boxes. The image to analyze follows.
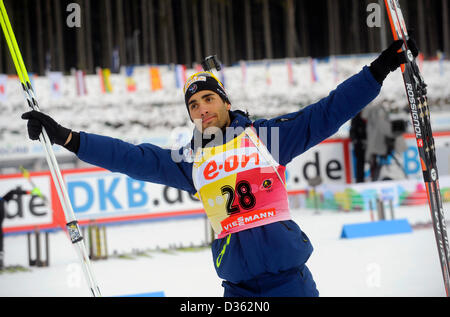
[0,0,101,297]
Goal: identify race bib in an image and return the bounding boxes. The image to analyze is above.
[192,128,291,238]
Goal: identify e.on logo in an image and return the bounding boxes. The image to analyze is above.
[203,151,260,181]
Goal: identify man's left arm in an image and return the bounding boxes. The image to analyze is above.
[255,39,418,166]
[255,66,380,166]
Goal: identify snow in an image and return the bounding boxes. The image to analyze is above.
[1,57,450,145]
[1,202,448,297]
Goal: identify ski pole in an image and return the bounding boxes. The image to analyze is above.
[0,0,101,297]
[384,0,450,296]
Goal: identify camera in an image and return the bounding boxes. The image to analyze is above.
[201,55,222,72]
[391,119,408,136]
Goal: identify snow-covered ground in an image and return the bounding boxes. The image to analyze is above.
[1,203,448,297]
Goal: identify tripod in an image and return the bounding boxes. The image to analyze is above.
[371,150,408,181]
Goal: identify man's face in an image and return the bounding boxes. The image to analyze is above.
[187,90,231,133]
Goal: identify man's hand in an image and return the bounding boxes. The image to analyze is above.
[369,38,419,85]
[21,110,72,146]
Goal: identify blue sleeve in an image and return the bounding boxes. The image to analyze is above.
[77,132,196,194]
[254,66,381,166]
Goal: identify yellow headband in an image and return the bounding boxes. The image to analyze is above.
[183,71,225,94]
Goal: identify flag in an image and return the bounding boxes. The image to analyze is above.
[310,58,319,82]
[125,66,137,92]
[97,68,113,93]
[286,60,294,86]
[194,63,203,72]
[49,72,62,99]
[240,60,247,87]
[75,70,87,96]
[437,51,445,76]
[175,64,187,89]
[265,62,271,86]
[149,67,163,91]
[102,68,113,92]
[97,68,105,93]
[0,74,7,102]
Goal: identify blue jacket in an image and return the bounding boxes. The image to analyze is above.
[77,66,381,283]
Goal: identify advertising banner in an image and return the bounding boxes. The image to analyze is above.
[0,171,61,233]
[2,132,449,233]
[63,169,203,222]
[286,138,351,190]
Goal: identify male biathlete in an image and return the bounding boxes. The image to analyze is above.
[21,39,417,296]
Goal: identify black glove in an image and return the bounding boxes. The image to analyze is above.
[21,110,71,146]
[369,38,419,85]
[21,110,80,153]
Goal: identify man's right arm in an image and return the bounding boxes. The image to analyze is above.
[77,132,196,193]
[21,111,196,194]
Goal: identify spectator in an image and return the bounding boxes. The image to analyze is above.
[349,111,367,183]
[362,104,407,181]
[0,189,29,270]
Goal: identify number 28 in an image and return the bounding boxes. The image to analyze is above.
[221,181,256,215]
